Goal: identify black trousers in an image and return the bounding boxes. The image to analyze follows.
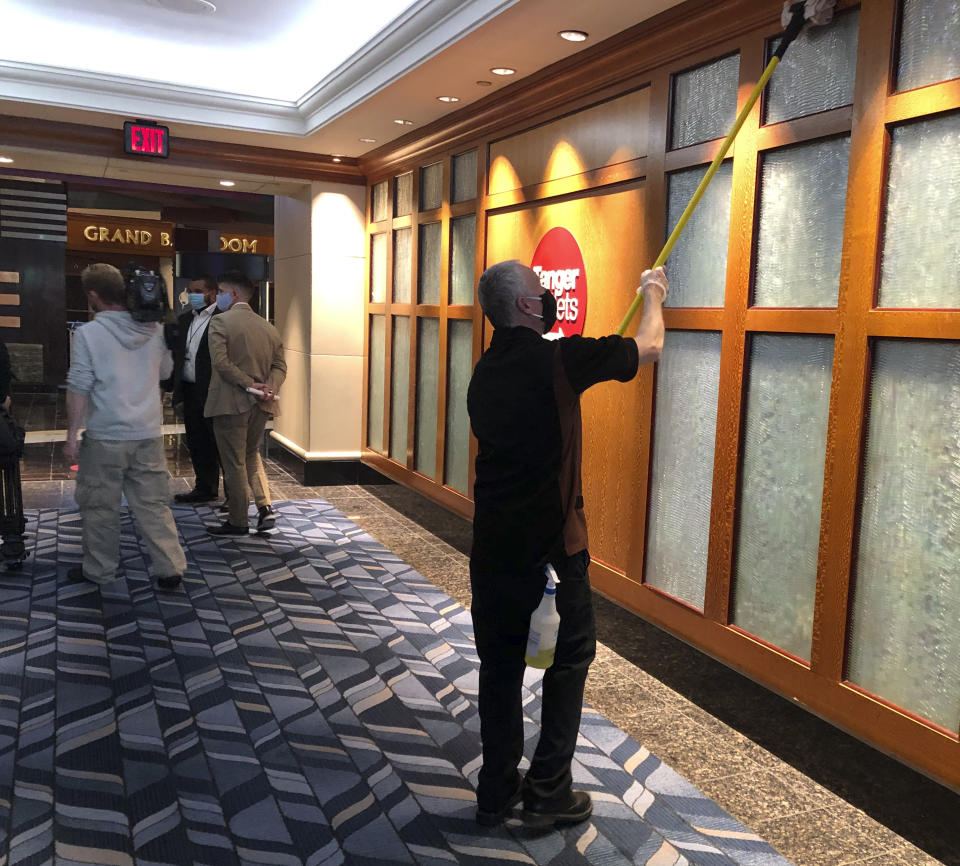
[470,549,595,812]
[181,381,221,497]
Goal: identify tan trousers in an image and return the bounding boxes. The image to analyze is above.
[75,435,187,583]
[211,409,270,528]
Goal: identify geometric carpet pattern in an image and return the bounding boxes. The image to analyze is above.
[0,500,792,866]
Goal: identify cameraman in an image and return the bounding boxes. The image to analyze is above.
[64,263,186,590]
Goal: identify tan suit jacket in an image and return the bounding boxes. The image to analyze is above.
[204,303,286,418]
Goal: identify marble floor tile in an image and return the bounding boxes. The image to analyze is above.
[696,768,824,827]
[885,845,951,866]
[638,718,767,784]
[755,807,885,866]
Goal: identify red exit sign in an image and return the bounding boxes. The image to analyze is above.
[123,121,169,158]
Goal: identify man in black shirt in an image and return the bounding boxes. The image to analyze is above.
[468,260,668,828]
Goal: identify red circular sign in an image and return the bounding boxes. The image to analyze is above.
[531,227,588,339]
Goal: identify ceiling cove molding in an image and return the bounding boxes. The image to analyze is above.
[359,0,785,178]
[297,0,519,133]
[0,60,304,136]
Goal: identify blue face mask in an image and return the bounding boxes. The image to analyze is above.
[188,293,206,310]
[215,293,233,312]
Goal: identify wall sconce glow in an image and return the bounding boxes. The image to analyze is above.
[558,30,588,42]
[0,156,13,164]
[359,137,377,143]
[219,180,235,187]
[437,95,460,103]
[394,119,414,125]
[490,67,516,75]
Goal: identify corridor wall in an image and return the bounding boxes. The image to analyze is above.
[359,0,960,789]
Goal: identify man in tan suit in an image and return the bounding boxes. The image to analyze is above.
[204,271,286,535]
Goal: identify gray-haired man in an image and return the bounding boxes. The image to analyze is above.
[468,260,668,827]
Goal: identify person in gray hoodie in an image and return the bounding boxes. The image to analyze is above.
[64,263,186,590]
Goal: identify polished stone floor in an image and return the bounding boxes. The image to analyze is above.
[13,438,960,866]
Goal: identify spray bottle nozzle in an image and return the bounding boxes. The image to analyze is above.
[544,563,560,592]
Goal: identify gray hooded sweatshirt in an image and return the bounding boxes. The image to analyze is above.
[66,311,173,440]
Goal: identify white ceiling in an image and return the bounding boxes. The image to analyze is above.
[0,0,683,184]
[0,0,423,100]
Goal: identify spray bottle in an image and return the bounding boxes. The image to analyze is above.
[525,563,561,669]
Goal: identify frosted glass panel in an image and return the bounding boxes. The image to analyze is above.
[666,163,732,307]
[372,181,388,222]
[848,340,960,731]
[671,54,740,149]
[445,319,473,494]
[395,172,413,217]
[370,233,387,303]
[450,216,476,305]
[367,316,386,452]
[897,0,960,91]
[390,317,410,463]
[452,150,478,203]
[418,222,442,305]
[765,10,859,125]
[754,137,850,307]
[733,335,834,660]
[393,228,412,303]
[878,114,960,308]
[415,318,440,478]
[646,331,722,609]
[420,163,443,211]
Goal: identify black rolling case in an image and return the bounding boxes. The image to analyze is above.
[0,409,26,568]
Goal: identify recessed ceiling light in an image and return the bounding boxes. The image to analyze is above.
[219,180,235,187]
[332,156,342,163]
[0,156,13,164]
[558,29,588,42]
[490,67,516,76]
[476,80,492,87]
[393,119,414,125]
[359,137,377,143]
[146,0,216,14]
[437,95,460,103]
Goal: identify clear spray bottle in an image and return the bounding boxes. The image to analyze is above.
[525,563,561,669]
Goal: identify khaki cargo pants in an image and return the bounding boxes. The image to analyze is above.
[75,435,187,583]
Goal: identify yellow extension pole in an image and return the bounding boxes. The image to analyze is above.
[616,54,783,336]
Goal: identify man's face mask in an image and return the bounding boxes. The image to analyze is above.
[188,293,206,310]
[523,291,558,334]
[215,292,233,312]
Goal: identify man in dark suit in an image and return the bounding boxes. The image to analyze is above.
[171,275,224,504]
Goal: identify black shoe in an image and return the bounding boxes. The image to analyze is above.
[67,567,99,585]
[257,506,276,531]
[156,575,182,590]
[218,503,229,514]
[206,522,249,536]
[174,490,218,504]
[476,785,523,827]
[522,790,593,827]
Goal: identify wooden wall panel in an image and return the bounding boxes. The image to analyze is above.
[488,88,650,196]
[361,0,960,791]
[485,185,647,573]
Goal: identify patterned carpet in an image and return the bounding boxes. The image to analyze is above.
[0,500,791,866]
